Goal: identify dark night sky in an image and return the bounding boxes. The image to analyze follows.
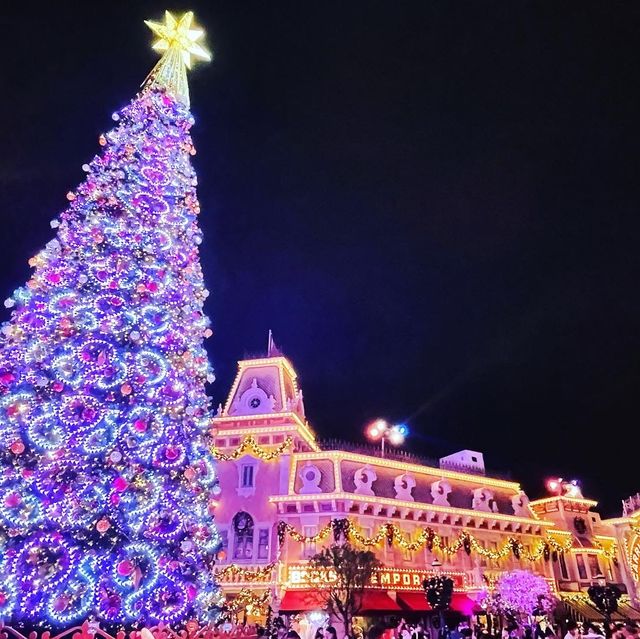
[1,2,639,515]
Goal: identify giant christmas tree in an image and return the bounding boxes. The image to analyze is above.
[0,11,222,628]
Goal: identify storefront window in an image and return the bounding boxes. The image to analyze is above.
[232,511,254,560]
[491,542,499,567]
[559,552,569,579]
[218,529,229,563]
[303,526,317,558]
[588,554,601,578]
[257,528,270,560]
[479,542,487,568]
[576,554,588,580]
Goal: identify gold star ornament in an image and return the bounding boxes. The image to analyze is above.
[142,11,212,107]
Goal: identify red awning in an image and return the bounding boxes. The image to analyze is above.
[357,591,402,613]
[450,594,481,616]
[279,590,328,612]
[280,590,477,616]
[397,592,430,611]
[397,592,480,616]
[279,590,401,614]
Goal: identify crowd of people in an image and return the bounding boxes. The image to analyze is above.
[209,616,640,639]
[564,621,639,639]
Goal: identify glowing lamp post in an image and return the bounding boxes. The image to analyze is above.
[366,419,408,457]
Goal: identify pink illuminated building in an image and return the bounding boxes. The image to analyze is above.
[211,350,640,631]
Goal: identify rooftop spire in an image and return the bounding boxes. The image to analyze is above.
[143,10,212,107]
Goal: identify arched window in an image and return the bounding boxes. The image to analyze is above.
[232,511,254,560]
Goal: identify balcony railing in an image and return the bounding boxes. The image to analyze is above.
[622,493,640,516]
[318,438,512,480]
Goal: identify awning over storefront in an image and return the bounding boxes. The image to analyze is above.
[450,594,482,616]
[279,590,401,614]
[357,591,401,614]
[396,592,480,615]
[396,592,431,612]
[279,590,328,612]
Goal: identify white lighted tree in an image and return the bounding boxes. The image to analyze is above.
[482,570,556,626]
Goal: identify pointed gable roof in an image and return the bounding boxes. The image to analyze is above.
[221,356,305,419]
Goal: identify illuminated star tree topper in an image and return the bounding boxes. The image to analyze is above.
[143,10,212,107]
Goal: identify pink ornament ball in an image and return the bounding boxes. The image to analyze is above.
[10,440,25,455]
[134,418,148,432]
[117,559,134,576]
[96,518,111,533]
[113,476,128,492]
[4,492,21,508]
[165,446,179,460]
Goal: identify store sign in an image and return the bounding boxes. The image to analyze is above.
[629,533,640,582]
[286,564,466,592]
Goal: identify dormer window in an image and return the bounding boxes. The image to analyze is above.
[241,464,254,488]
[230,378,276,416]
[236,457,258,497]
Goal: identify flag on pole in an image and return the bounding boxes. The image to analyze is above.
[267,330,282,357]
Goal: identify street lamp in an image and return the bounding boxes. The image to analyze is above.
[365,419,408,457]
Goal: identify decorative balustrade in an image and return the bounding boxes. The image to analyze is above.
[318,439,512,480]
[622,493,640,517]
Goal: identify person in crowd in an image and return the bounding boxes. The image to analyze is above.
[325,627,338,639]
[382,623,395,639]
[396,619,412,639]
[368,626,386,639]
[475,626,489,639]
[621,623,640,639]
[535,619,556,639]
[273,618,288,639]
[315,630,325,639]
[413,623,428,639]
[287,632,301,639]
[564,622,579,639]
[582,624,604,639]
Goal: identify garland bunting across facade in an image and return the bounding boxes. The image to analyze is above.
[277,518,576,563]
[225,589,272,615]
[215,563,277,582]
[211,435,293,461]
